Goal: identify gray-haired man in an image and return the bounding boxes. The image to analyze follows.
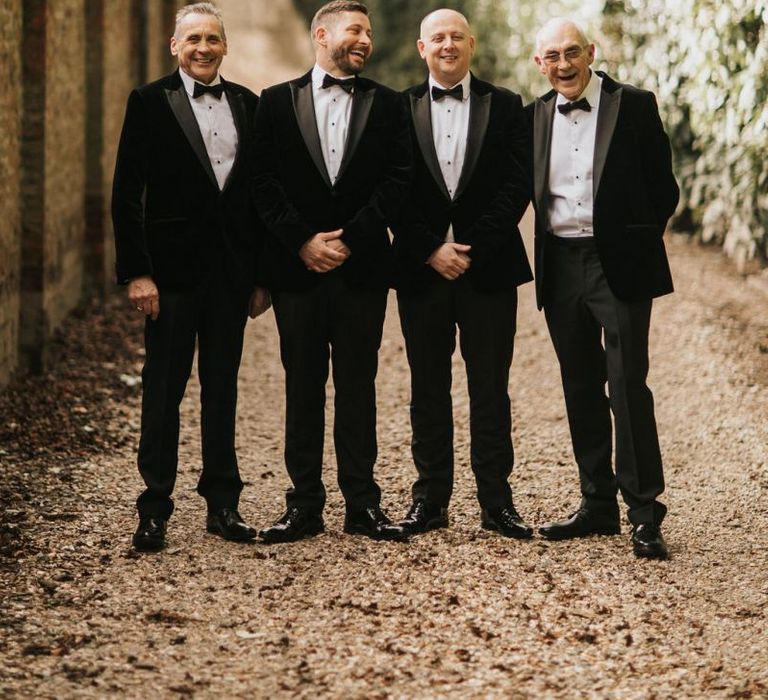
[113,3,268,551]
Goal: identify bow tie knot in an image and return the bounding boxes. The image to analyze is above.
[557,97,591,115]
[322,74,356,93]
[431,84,463,101]
[193,82,225,99]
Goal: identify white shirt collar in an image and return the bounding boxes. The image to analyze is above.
[555,70,601,108]
[428,71,472,103]
[179,68,222,97]
[312,63,355,88]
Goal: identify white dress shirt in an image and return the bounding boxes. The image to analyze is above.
[429,72,471,241]
[548,71,602,238]
[311,64,354,185]
[180,69,238,191]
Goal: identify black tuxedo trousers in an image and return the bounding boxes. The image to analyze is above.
[543,236,666,526]
[137,267,250,520]
[397,278,518,510]
[271,274,388,512]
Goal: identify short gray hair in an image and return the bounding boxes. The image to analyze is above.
[174,3,226,42]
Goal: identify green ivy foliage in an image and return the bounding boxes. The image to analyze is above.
[601,0,768,266]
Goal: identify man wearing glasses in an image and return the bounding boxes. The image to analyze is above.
[528,18,679,559]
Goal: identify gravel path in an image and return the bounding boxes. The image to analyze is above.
[1,214,766,699]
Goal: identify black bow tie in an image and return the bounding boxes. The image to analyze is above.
[193,82,225,99]
[558,97,591,115]
[431,84,463,101]
[322,74,355,93]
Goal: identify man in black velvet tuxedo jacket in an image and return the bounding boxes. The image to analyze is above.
[528,18,679,559]
[252,1,411,544]
[112,3,268,552]
[391,9,534,539]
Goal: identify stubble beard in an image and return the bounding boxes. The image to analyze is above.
[331,45,365,75]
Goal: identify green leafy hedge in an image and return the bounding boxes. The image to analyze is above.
[601,0,768,268]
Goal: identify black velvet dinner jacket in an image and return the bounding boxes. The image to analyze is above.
[112,70,261,292]
[392,74,533,294]
[251,69,412,291]
[528,71,680,307]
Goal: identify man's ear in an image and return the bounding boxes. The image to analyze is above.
[170,36,178,56]
[417,38,426,59]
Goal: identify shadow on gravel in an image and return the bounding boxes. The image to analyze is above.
[0,295,144,571]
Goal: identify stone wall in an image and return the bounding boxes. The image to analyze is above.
[0,1,22,387]
[0,0,308,389]
[1,0,177,388]
[43,0,87,336]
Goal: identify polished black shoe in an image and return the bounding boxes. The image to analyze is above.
[258,507,324,544]
[132,517,167,552]
[344,506,409,542]
[398,499,449,535]
[631,523,668,560]
[206,508,257,542]
[481,504,533,539]
[539,506,621,540]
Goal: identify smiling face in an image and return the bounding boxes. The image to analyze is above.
[534,20,594,101]
[170,13,227,85]
[315,11,373,77]
[418,9,475,88]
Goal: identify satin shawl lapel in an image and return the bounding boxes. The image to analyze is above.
[454,89,491,200]
[165,84,218,188]
[222,87,246,192]
[290,79,333,189]
[533,96,556,216]
[593,85,622,198]
[410,90,451,200]
[336,85,375,182]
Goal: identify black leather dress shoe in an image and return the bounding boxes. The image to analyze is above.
[632,523,668,559]
[258,507,324,544]
[539,506,621,540]
[398,500,448,535]
[344,506,409,542]
[132,517,167,552]
[481,505,533,539]
[206,508,257,542]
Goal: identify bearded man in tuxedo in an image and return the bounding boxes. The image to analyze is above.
[112,2,268,551]
[528,18,679,559]
[252,1,411,543]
